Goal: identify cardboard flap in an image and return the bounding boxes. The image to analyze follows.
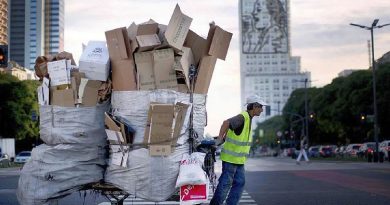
[136,34,161,52]
[194,56,217,94]
[138,22,159,35]
[105,112,121,132]
[173,102,189,139]
[105,27,132,60]
[82,80,101,107]
[184,30,208,65]
[127,22,138,40]
[165,4,192,51]
[208,26,232,60]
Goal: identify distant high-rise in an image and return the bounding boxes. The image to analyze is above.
[239,0,310,123]
[8,0,64,69]
[44,0,64,56]
[0,0,7,45]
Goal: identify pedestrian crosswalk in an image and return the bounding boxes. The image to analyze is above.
[98,191,257,205]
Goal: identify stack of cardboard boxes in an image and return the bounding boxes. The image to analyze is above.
[36,42,111,108]
[104,4,232,157]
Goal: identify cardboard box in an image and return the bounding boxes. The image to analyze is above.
[165,4,192,52]
[194,56,217,94]
[111,59,137,91]
[153,48,178,90]
[180,184,208,203]
[134,51,156,90]
[79,41,110,81]
[105,27,133,61]
[127,21,159,53]
[47,59,69,86]
[136,34,161,52]
[51,89,74,107]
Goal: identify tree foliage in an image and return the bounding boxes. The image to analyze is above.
[258,63,390,146]
[0,73,39,141]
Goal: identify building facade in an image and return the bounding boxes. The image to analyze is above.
[8,0,64,69]
[239,0,310,123]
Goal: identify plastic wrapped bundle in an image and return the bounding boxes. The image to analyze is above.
[39,101,109,145]
[17,144,106,205]
[105,90,207,201]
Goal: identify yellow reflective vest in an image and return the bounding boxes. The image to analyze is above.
[220,111,252,164]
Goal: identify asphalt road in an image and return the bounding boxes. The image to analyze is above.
[1,157,390,205]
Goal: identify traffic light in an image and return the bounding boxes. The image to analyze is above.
[0,45,8,68]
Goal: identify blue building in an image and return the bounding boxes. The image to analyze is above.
[8,0,64,69]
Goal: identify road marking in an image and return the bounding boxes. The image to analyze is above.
[99,191,257,205]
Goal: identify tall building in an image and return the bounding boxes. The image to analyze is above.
[239,0,310,123]
[8,0,64,69]
[44,0,64,56]
[0,0,7,45]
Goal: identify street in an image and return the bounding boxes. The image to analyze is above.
[1,157,390,205]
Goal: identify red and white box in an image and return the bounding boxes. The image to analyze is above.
[180,183,208,204]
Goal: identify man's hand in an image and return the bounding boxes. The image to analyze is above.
[215,137,225,146]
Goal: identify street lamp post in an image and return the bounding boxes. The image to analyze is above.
[350,19,390,162]
[304,78,309,145]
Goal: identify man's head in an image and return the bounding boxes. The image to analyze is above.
[246,95,267,117]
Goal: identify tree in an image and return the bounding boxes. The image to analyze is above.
[0,73,39,142]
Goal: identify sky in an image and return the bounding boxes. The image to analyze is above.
[64,0,390,136]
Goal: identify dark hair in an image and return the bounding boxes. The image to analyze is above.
[247,102,262,111]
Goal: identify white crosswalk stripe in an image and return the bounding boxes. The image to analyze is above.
[99,191,257,205]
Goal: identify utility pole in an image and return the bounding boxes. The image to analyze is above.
[304,78,309,145]
[350,19,390,162]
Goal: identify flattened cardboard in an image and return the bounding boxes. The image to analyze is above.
[134,51,156,90]
[111,59,137,91]
[194,56,217,94]
[136,34,161,52]
[82,80,101,107]
[149,104,174,144]
[184,30,208,65]
[165,4,192,52]
[208,26,232,60]
[173,102,189,141]
[153,49,178,90]
[51,89,74,107]
[105,27,133,61]
[137,21,159,35]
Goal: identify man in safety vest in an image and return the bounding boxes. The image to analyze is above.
[210,95,267,205]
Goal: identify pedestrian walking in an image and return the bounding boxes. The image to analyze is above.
[296,137,310,164]
[210,95,267,205]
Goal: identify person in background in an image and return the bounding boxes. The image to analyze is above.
[296,136,310,164]
[210,95,267,205]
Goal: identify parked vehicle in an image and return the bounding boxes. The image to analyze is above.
[357,142,375,158]
[335,146,346,157]
[345,144,362,157]
[14,151,31,163]
[319,145,334,157]
[0,138,16,159]
[379,140,390,160]
[308,146,320,158]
